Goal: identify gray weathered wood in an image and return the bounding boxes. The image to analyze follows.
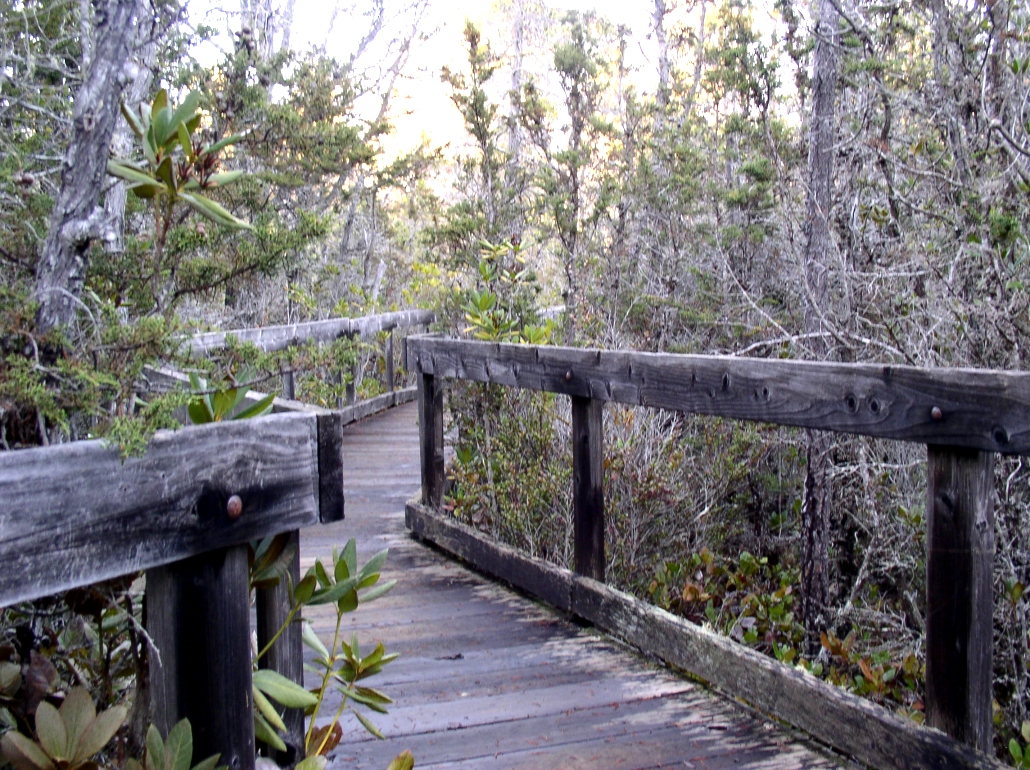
[407,337,1030,454]
[282,370,296,400]
[403,499,1004,770]
[386,330,395,392]
[256,533,304,763]
[317,413,345,523]
[148,545,255,770]
[0,413,322,606]
[418,372,445,507]
[926,446,996,752]
[571,396,605,581]
[188,310,435,355]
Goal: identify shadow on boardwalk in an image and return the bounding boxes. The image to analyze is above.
[304,402,845,770]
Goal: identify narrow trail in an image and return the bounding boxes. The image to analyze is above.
[305,402,844,770]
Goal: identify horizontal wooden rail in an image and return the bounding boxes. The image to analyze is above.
[406,336,1030,454]
[187,309,435,354]
[0,411,342,607]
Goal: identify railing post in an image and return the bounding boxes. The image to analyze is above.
[925,445,995,753]
[385,330,395,393]
[282,370,295,401]
[148,545,255,770]
[256,532,303,763]
[418,371,445,507]
[572,396,605,581]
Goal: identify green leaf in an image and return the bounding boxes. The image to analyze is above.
[152,88,168,114]
[34,702,67,761]
[1,731,58,770]
[351,709,383,740]
[59,688,95,755]
[156,157,174,190]
[252,670,319,709]
[342,540,357,580]
[358,549,389,583]
[188,398,214,424]
[72,705,126,764]
[205,171,244,188]
[337,588,358,614]
[145,725,165,770]
[201,133,246,157]
[359,580,396,603]
[233,393,275,420]
[169,91,203,138]
[178,123,194,161]
[211,389,236,420]
[301,622,329,660]
[309,576,357,606]
[107,160,159,188]
[294,757,326,770]
[121,102,146,138]
[314,560,331,589]
[188,754,221,770]
[385,750,414,770]
[163,718,192,770]
[180,193,253,230]
[1023,721,1030,744]
[252,715,286,753]
[252,685,286,732]
[294,574,317,605]
[1012,739,1024,763]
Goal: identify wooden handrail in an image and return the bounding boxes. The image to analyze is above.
[407,335,1022,766]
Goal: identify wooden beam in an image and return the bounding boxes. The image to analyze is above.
[0,413,322,606]
[418,372,445,507]
[148,545,255,770]
[926,446,996,752]
[256,533,304,764]
[187,310,435,355]
[571,397,605,581]
[386,330,395,393]
[404,500,1005,770]
[317,413,345,523]
[407,337,1030,454]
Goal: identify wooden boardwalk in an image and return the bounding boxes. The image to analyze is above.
[304,403,845,770]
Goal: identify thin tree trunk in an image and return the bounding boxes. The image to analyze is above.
[800,0,839,656]
[34,0,137,334]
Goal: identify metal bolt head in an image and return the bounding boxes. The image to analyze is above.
[565,371,572,381]
[227,495,243,520]
[931,406,943,422]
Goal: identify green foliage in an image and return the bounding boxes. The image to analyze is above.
[130,719,224,770]
[185,373,273,424]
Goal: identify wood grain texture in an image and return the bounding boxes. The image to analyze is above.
[0,413,320,606]
[417,372,445,507]
[572,396,605,581]
[408,336,1030,453]
[317,413,345,523]
[926,447,996,752]
[405,499,1005,770]
[147,545,255,770]
[187,310,435,354]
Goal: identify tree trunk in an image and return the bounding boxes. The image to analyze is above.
[800,0,839,655]
[34,0,138,334]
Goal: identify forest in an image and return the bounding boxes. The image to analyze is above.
[2,0,1030,765]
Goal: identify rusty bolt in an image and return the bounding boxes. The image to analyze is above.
[227,495,243,520]
[565,371,572,381]
[931,406,943,422]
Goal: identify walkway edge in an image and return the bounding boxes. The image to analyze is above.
[405,500,1004,770]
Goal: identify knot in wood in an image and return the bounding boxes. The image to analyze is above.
[226,495,243,520]
[931,406,943,421]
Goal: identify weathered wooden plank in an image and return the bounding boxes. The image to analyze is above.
[0,413,321,606]
[406,502,572,611]
[417,372,445,507]
[404,500,1005,770]
[317,413,345,523]
[385,329,395,392]
[148,545,255,770]
[256,533,304,764]
[571,396,605,581]
[926,447,996,752]
[187,310,435,354]
[407,336,1030,454]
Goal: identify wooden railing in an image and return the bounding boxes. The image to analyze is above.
[0,412,344,770]
[405,335,1030,770]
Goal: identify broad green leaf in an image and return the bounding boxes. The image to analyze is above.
[229,387,248,413]
[342,540,357,579]
[178,123,193,161]
[120,102,146,138]
[185,115,202,134]
[1,730,58,770]
[180,193,253,230]
[294,574,317,605]
[355,687,392,705]
[34,702,67,761]
[360,643,386,671]
[168,91,203,139]
[205,171,244,187]
[359,580,396,604]
[130,183,162,200]
[252,670,318,709]
[357,573,379,590]
[211,389,236,420]
[233,393,275,420]
[160,718,191,770]
[188,398,213,425]
[59,688,95,754]
[385,750,414,770]
[358,549,389,583]
[202,133,246,157]
[309,576,357,607]
[107,160,159,187]
[351,709,383,740]
[145,724,165,770]
[152,88,168,114]
[252,685,286,732]
[1013,739,1024,764]
[252,715,286,753]
[156,157,174,190]
[301,622,329,660]
[337,588,358,614]
[153,106,172,149]
[294,756,326,770]
[340,687,388,714]
[314,561,331,589]
[188,753,222,770]
[73,705,126,763]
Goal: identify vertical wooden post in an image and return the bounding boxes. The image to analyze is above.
[418,371,445,507]
[400,331,408,375]
[345,364,356,405]
[148,545,255,770]
[572,396,605,581]
[282,370,295,401]
[925,445,995,753]
[255,533,303,763]
[385,330,395,393]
